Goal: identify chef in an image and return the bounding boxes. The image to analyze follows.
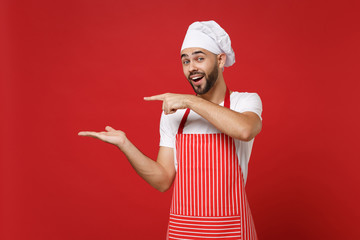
[79,20,262,240]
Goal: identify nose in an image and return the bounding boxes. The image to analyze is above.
[189,61,198,72]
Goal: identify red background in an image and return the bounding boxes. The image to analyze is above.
[1,0,359,239]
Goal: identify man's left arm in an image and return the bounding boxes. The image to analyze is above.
[144,93,262,141]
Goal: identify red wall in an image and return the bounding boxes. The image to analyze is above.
[1,0,359,239]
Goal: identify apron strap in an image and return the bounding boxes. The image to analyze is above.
[177,108,190,134]
[224,87,230,108]
[177,87,231,134]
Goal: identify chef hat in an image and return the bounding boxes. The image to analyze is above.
[181,20,235,67]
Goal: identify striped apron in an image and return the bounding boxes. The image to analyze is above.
[167,89,258,240]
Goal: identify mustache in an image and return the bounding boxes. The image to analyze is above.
[189,71,205,77]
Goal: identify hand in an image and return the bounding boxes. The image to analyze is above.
[144,93,194,115]
[78,126,127,148]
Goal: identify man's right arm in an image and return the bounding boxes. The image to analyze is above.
[121,140,176,192]
[78,126,176,192]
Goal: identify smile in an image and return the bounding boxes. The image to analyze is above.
[190,75,204,82]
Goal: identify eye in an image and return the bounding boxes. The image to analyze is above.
[197,57,204,62]
[183,60,190,65]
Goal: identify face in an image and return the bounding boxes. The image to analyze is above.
[180,48,219,95]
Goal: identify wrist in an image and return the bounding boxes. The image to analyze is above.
[116,135,130,151]
[185,95,197,108]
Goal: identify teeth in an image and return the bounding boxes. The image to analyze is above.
[192,76,202,80]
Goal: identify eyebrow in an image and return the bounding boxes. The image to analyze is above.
[181,50,207,59]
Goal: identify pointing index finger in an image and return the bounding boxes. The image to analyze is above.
[144,94,166,101]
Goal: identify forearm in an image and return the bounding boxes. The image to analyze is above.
[186,96,261,141]
[117,139,173,192]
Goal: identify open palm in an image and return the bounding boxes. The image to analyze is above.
[78,126,126,147]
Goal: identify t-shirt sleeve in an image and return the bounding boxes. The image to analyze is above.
[234,93,263,121]
[159,112,176,148]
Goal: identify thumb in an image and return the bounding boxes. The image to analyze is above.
[105,126,116,132]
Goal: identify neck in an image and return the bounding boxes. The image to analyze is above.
[197,73,227,104]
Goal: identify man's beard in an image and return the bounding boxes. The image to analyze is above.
[188,64,219,95]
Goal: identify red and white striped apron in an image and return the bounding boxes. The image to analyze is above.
[167,89,258,240]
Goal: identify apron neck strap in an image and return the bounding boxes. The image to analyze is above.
[224,87,230,108]
[177,87,231,134]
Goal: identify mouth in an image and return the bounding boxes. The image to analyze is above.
[189,74,205,83]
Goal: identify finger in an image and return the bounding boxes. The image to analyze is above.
[78,131,101,138]
[169,109,177,114]
[144,94,166,101]
[164,108,177,115]
[78,131,91,136]
[164,110,177,115]
[105,126,116,132]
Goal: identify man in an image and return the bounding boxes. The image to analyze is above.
[79,20,262,240]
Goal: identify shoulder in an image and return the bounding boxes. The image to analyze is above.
[230,91,263,120]
[159,109,187,148]
[160,109,187,133]
[230,91,262,108]
[160,109,186,125]
[230,91,261,102]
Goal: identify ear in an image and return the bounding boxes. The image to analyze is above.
[217,53,227,69]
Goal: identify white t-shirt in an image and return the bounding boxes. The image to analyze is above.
[159,92,262,184]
